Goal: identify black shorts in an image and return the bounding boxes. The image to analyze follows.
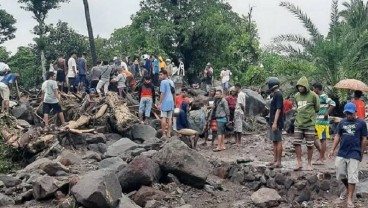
[56,70,65,82]
[68,78,75,86]
[79,74,86,83]
[90,80,99,89]
[43,103,62,115]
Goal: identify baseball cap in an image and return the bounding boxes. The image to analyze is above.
[343,102,356,114]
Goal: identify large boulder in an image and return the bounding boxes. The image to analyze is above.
[71,169,122,208]
[12,100,34,124]
[99,157,127,173]
[70,133,107,145]
[23,158,52,172]
[251,188,281,207]
[131,124,157,143]
[0,193,15,206]
[105,138,139,158]
[32,176,60,200]
[40,161,69,176]
[118,156,161,192]
[56,150,83,166]
[152,139,211,188]
[190,95,209,110]
[356,180,368,198]
[188,108,207,133]
[243,89,267,116]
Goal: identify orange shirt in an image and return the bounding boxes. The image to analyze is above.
[123,70,133,78]
[175,95,190,108]
[354,100,366,119]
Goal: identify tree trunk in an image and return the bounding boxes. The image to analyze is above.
[82,0,98,66]
[41,49,46,81]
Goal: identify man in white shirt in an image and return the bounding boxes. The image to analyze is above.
[67,52,77,93]
[234,83,246,145]
[220,67,232,95]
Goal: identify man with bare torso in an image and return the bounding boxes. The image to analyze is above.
[56,54,67,92]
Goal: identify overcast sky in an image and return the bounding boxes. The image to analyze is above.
[0,0,347,54]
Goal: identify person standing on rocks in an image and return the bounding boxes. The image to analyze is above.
[157,69,175,138]
[267,77,284,168]
[89,61,102,90]
[0,72,19,113]
[96,61,113,97]
[220,67,232,95]
[234,83,246,145]
[138,75,155,124]
[204,63,213,94]
[67,52,78,93]
[328,102,367,208]
[212,90,230,151]
[313,83,336,165]
[293,76,319,171]
[225,86,237,144]
[55,54,67,92]
[42,71,66,128]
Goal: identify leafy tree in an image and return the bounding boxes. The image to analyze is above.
[82,0,97,65]
[18,0,69,80]
[7,47,41,88]
[0,5,17,44]
[0,46,10,62]
[43,21,88,62]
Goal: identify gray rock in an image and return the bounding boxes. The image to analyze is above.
[306,175,318,184]
[0,193,15,206]
[243,89,267,116]
[131,148,147,157]
[153,140,211,188]
[294,181,307,191]
[131,124,157,143]
[356,180,368,198]
[176,205,192,208]
[188,108,207,133]
[0,174,21,187]
[255,116,267,125]
[118,156,161,192]
[32,176,59,200]
[295,190,311,203]
[248,181,262,191]
[71,169,122,208]
[88,143,107,154]
[284,178,294,190]
[99,157,127,173]
[85,133,106,144]
[118,194,141,208]
[244,174,256,182]
[251,188,281,207]
[104,133,122,142]
[105,138,139,158]
[83,151,102,161]
[145,199,160,208]
[266,178,277,189]
[274,173,286,185]
[23,158,52,172]
[57,150,83,165]
[149,119,161,131]
[320,180,330,191]
[12,100,34,123]
[41,161,69,176]
[141,150,158,158]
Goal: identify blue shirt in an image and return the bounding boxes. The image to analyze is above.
[1,73,17,85]
[336,118,367,161]
[154,59,159,74]
[159,79,174,112]
[78,58,86,75]
[145,59,152,73]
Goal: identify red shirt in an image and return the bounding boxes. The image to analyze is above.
[283,100,293,115]
[354,100,366,119]
[175,95,190,108]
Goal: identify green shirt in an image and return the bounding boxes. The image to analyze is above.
[316,93,336,125]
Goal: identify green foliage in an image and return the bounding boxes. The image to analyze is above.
[0,46,10,61]
[8,47,41,88]
[0,5,17,43]
[43,21,89,61]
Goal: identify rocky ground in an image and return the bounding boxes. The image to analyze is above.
[0,128,366,208]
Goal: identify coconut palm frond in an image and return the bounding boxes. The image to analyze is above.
[330,0,339,31]
[272,34,312,48]
[280,1,322,40]
[271,44,303,56]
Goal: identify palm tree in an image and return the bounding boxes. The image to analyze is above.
[271,0,368,98]
[82,0,97,65]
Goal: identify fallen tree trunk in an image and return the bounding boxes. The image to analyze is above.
[66,104,108,130]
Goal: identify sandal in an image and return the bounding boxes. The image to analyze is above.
[213,148,221,152]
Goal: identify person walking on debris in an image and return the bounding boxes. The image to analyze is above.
[41,71,66,128]
[0,72,19,114]
[204,63,213,93]
[96,61,113,97]
[67,52,78,93]
[267,77,284,169]
[138,76,155,124]
[313,83,336,165]
[111,68,127,97]
[212,90,230,152]
[203,88,217,146]
[89,61,102,90]
[174,88,190,131]
[77,52,88,92]
[225,87,237,144]
[220,67,232,95]
[352,90,366,120]
[55,54,67,92]
[293,76,319,171]
[234,83,246,145]
[176,102,200,149]
[157,69,175,138]
[328,102,367,208]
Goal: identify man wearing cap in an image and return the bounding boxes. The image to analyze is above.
[328,103,367,208]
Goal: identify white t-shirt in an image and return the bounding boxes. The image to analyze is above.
[0,62,10,73]
[67,57,77,78]
[42,80,59,104]
[121,61,128,70]
[236,91,246,114]
[220,70,232,83]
